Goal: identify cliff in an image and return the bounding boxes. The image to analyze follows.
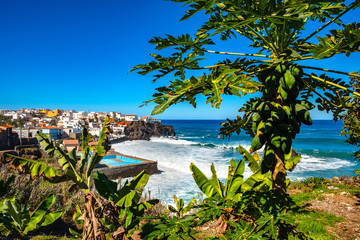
[123,121,176,141]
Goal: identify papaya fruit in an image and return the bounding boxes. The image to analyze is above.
[251,135,264,152]
[279,86,289,101]
[270,135,281,148]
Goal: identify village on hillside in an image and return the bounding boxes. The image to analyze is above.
[0,108,161,151]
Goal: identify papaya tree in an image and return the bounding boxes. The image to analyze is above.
[132,0,360,192]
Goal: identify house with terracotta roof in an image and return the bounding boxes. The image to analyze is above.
[63,139,79,152]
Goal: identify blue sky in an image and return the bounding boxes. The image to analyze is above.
[1,0,359,119]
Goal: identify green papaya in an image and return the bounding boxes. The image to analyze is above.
[261,146,275,174]
[303,110,312,125]
[270,135,281,148]
[251,101,261,111]
[270,110,281,122]
[275,63,286,73]
[264,147,275,168]
[279,86,289,101]
[264,121,273,134]
[251,135,265,152]
[289,64,303,77]
[280,136,292,155]
[257,67,274,83]
[256,121,266,136]
[252,113,262,122]
[280,70,296,90]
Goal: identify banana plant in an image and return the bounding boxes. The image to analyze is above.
[190,145,271,202]
[92,171,159,239]
[167,195,196,218]
[0,194,62,239]
[0,176,15,198]
[2,116,113,192]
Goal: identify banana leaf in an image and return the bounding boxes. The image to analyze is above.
[114,170,149,207]
[190,163,222,198]
[86,116,113,178]
[225,159,245,200]
[238,145,260,173]
[80,127,92,175]
[36,131,78,174]
[93,171,117,200]
[209,163,224,198]
[3,154,60,179]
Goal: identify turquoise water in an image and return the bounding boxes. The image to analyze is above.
[101,155,143,166]
[113,120,360,203]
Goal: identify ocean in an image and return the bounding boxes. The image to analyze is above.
[112,120,360,204]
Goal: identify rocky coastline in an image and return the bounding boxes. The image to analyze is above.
[123,121,176,141]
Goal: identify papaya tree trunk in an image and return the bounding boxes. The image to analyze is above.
[272,149,287,193]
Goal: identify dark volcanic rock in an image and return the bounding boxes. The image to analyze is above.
[124,121,176,140]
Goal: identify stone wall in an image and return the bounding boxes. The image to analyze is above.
[93,161,158,179]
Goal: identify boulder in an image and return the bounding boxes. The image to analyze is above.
[124,121,175,141]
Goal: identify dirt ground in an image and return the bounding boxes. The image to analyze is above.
[305,186,360,239]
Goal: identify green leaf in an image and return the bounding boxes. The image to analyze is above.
[225,160,245,200]
[238,145,260,173]
[190,163,222,198]
[285,156,301,172]
[93,171,117,200]
[3,154,60,179]
[2,198,27,232]
[241,170,264,192]
[86,116,112,178]
[113,170,149,207]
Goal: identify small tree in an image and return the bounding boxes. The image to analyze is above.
[341,75,360,160]
[133,0,360,192]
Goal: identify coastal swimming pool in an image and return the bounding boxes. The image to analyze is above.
[101,155,144,167]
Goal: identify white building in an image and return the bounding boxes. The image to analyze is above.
[125,115,140,121]
[73,111,88,119]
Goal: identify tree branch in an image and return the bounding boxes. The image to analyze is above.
[303,73,360,97]
[301,66,360,78]
[301,2,357,43]
[204,49,271,58]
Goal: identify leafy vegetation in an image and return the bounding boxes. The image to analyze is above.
[2,0,360,239]
[341,74,360,163]
[132,0,360,193]
[0,194,62,239]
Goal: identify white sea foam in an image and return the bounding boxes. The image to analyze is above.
[113,137,356,204]
[150,137,196,145]
[113,139,253,203]
[292,154,355,173]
